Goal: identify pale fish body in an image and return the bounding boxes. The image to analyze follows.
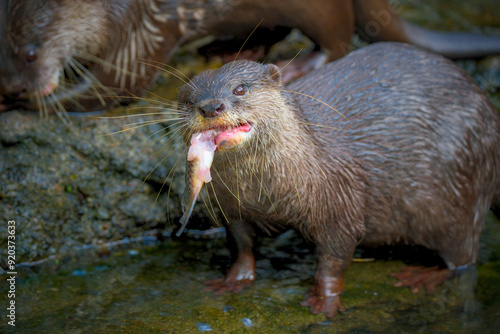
[177,130,217,236]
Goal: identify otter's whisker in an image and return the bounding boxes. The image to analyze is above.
[70,57,118,102]
[138,61,195,90]
[65,63,109,108]
[165,151,186,226]
[260,179,278,217]
[297,121,341,131]
[266,129,302,207]
[75,51,136,78]
[111,118,183,138]
[120,91,173,106]
[68,58,115,106]
[136,124,184,165]
[230,18,264,67]
[258,162,265,203]
[126,105,180,112]
[48,75,88,111]
[222,150,243,221]
[142,88,180,104]
[97,110,179,119]
[255,136,267,203]
[98,122,160,137]
[250,134,264,179]
[284,89,347,120]
[51,96,72,127]
[151,146,186,222]
[145,140,183,186]
[199,188,219,226]
[148,94,180,106]
[33,90,45,119]
[150,151,181,218]
[63,61,81,85]
[117,117,179,129]
[209,181,230,225]
[268,48,303,81]
[39,90,52,120]
[211,167,239,202]
[139,58,198,90]
[204,185,220,226]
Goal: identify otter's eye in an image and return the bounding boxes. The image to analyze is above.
[185,101,193,108]
[23,45,37,64]
[233,85,246,96]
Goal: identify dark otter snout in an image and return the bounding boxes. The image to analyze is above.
[4,88,26,99]
[198,100,225,118]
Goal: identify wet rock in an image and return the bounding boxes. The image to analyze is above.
[0,110,185,265]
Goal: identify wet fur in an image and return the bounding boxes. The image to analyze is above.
[286,44,500,266]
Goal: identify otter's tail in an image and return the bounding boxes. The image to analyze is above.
[353,0,500,59]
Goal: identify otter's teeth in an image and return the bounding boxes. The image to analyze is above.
[42,69,61,96]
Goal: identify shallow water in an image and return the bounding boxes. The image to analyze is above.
[2,0,500,333]
[4,220,500,333]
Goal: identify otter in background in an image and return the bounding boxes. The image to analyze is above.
[0,0,499,114]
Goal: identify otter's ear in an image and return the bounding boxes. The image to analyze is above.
[267,64,282,86]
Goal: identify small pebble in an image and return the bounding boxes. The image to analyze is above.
[128,249,139,256]
[71,269,87,277]
[223,305,234,312]
[196,323,212,332]
[94,265,109,271]
[242,318,253,327]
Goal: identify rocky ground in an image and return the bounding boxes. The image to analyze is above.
[0,108,190,265]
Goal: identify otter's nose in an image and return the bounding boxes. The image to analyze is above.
[198,100,225,118]
[1,82,27,99]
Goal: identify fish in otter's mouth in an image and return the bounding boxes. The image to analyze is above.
[176,123,252,236]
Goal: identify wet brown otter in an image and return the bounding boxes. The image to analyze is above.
[1,0,500,113]
[176,42,500,317]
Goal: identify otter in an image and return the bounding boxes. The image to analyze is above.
[0,0,181,113]
[1,0,500,113]
[176,42,500,317]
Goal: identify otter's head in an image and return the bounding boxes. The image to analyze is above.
[178,60,285,152]
[0,0,110,111]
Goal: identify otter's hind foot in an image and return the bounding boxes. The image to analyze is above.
[391,266,452,293]
[203,277,254,295]
[300,293,346,318]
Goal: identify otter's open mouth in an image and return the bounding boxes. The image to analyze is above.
[191,122,253,151]
[212,123,253,149]
[186,122,252,184]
